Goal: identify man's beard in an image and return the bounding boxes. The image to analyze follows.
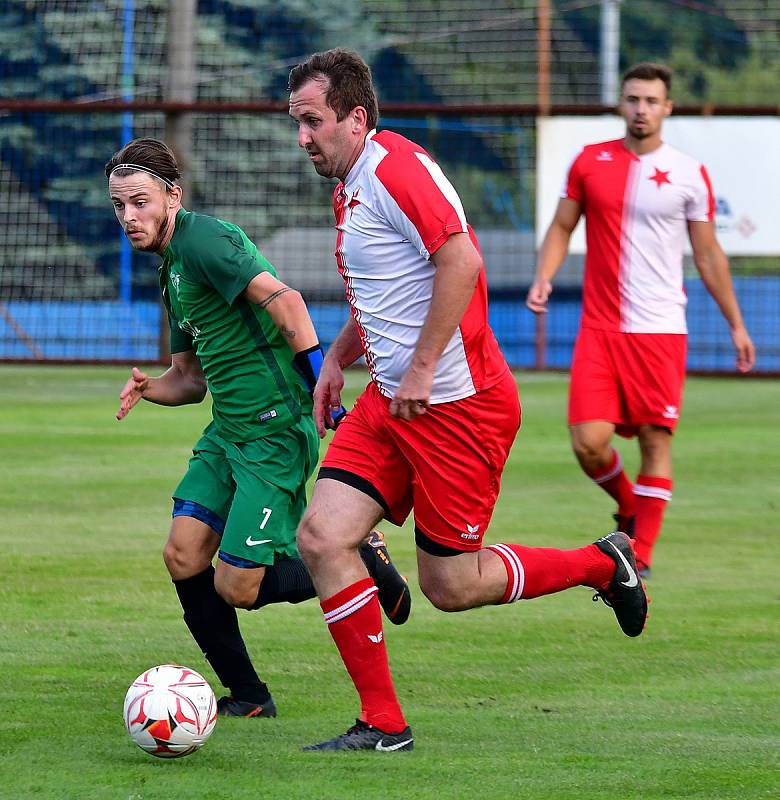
[130,208,172,252]
[628,123,651,140]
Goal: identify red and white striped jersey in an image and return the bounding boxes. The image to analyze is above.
[332,129,508,403]
[564,139,715,333]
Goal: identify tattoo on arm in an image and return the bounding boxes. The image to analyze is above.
[280,326,296,340]
[258,287,292,309]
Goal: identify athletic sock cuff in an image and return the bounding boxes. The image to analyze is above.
[172,565,215,595]
[587,448,623,484]
[635,474,673,501]
[321,577,378,624]
[488,544,525,604]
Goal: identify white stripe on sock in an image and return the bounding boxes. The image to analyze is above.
[323,585,379,625]
[489,543,525,603]
[634,484,672,502]
[592,450,623,485]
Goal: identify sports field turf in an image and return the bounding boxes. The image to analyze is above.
[0,366,777,800]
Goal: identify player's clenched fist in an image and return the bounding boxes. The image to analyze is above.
[525,279,552,314]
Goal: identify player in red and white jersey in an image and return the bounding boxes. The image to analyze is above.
[567,137,714,334]
[330,127,507,402]
[528,62,755,577]
[289,48,649,753]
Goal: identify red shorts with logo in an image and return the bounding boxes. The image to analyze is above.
[320,370,521,552]
[568,326,687,437]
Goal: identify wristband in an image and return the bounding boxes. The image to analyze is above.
[292,345,324,395]
[293,345,347,426]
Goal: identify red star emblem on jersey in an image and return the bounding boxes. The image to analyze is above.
[347,189,361,210]
[649,168,671,188]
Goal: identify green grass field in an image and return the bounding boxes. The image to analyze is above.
[0,366,778,800]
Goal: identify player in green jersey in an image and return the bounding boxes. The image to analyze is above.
[106,138,410,718]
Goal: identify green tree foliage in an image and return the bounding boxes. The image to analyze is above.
[556,0,778,105]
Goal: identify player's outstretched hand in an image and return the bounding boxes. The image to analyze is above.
[117,367,149,420]
[731,325,756,373]
[526,279,552,314]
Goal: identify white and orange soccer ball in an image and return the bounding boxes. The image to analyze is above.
[123,664,217,758]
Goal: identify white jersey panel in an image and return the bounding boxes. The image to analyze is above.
[621,144,712,333]
[336,132,475,403]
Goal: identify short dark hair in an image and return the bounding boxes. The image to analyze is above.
[288,48,379,130]
[104,137,181,189]
[621,62,672,95]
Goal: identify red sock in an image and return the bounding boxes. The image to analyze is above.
[633,475,672,568]
[321,577,406,733]
[584,448,635,520]
[488,543,615,600]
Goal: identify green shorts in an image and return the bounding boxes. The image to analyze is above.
[173,418,319,567]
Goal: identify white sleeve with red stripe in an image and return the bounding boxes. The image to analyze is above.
[373,149,469,258]
[687,163,716,222]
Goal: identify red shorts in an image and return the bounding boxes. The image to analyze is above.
[320,370,521,552]
[568,327,687,437]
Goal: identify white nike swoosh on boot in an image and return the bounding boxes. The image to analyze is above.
[605,539,638,588]
[375,737,413,752]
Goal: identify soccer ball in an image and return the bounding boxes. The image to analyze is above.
[123,664,217,758]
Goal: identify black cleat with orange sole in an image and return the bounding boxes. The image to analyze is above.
[217,695,277,718]
[359,531,412,625]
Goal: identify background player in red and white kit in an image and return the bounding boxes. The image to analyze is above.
[528,62,755,578]
[289,48,650,753]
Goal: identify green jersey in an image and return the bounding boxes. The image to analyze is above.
[159,209,312,442]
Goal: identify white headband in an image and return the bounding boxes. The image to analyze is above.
[109,163,175,189]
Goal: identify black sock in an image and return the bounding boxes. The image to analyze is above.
[252,545,379,610]
[252,557,317,609]
[174,566,270,705]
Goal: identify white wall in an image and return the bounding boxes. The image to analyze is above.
[536,116,780,256]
